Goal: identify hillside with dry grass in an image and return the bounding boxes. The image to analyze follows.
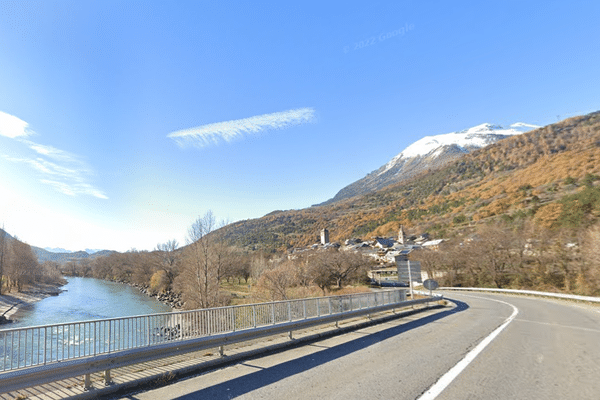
[218,112,600,252]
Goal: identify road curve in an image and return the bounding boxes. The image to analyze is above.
[118,293,600,400]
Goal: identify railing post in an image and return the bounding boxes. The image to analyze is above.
[43,327,47,365]
[104,369,112,386]
[271,303,276,325]
[328,297,332,315]
[252,305,257,328]
[232,308,236,332]
[146,316,150,346]
[288,301,292,322]
[84,373,92,391]
[317,298,320,317]
[303,299,307,319]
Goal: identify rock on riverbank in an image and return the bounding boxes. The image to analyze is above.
[129,283,183,309]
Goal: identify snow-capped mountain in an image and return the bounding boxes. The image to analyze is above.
[44,247,75,253]
[320,122,539,205]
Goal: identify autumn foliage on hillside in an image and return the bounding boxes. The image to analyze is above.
[217,111,600,251]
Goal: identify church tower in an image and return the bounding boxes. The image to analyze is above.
[398,225,406,244]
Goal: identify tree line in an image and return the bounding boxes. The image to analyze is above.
[0,229,64,295]
[60,211,374,309]
[412,220,600,296]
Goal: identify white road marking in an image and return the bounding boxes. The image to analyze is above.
[515,318,600,333]
[417,295,519,400]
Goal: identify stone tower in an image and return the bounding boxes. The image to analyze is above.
[398,225,406,244]
[320,228,330,245]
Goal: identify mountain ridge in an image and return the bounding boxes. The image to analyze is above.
[319,122,539,205]
[217,111,600,252]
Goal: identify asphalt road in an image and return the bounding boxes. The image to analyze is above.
[118,292,600,400]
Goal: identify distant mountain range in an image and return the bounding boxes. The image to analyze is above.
[319,122,539,205]
[44,247,104,254]
[32,247,116,264]
[0,228,115,264]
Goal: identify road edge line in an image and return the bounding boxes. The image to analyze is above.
[417,295,519,400]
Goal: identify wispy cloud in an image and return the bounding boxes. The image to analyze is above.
[168,107,316,148]
[0,111,108,199]
[0,111,33,138]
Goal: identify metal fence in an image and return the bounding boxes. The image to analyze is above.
[0,289,406,373]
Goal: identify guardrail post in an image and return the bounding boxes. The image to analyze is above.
[219,346,224,357]
[84,373,92,390]
[104,369,112,386]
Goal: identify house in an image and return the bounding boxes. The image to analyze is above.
[421,239,445,251]
[373,237,395,248]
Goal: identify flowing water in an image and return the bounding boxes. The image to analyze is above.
[11,277,172,328]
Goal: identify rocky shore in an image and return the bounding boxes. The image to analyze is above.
[0,282,64,325]
[128,283,184,310]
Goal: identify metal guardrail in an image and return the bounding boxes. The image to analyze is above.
[0,289,440,393]
[439,287,600,303]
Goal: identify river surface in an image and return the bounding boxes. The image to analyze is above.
[11,277,172,327]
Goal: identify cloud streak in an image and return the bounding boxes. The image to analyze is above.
[0,111,107,199]
[168,107,316,148]
[0,111,33,138]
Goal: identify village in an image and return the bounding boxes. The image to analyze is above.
[288,226,445,285]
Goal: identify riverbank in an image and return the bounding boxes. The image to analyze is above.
[131,283,183,309]
[0,282,64,325]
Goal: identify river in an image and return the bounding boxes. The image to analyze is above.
[11,277,173,328]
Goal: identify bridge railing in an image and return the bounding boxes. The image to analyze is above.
[0,289,419,381]
[0,289,444,394]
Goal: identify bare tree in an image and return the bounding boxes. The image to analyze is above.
[463,224,518,288]
[306,256,334,295]
[312,250,370,289]
[258,260,298,300]
[175,211,231,309]
[155,239,181,290]
[0,227,7,295]
[6,239,39,292]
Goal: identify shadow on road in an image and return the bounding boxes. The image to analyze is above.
[168,299,469,400]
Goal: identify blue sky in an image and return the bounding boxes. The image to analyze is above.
[1,0,599,252]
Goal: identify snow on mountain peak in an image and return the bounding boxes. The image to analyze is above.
[379,122,539,175]
[510,122,540,129]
